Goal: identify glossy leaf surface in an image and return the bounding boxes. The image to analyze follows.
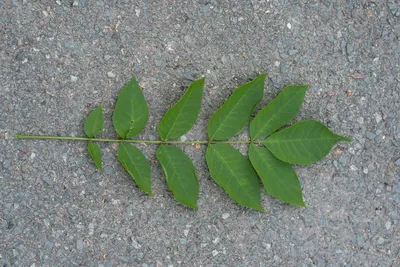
[87,142,103,172]
[113,75,148,139]
[208,74,266,140]
[262,120,351,165]
[249,145,305,207]
[117,143,152,195]
[157,145,199,209]
[84,105,104,138]
[158,77,204,140]
[250,85,308,139]
[206,143,264,211]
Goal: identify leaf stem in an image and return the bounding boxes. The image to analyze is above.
[15,134,254,144]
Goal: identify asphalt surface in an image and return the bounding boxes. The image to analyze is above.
[1,1,400,266]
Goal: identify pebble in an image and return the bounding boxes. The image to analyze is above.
[385,221,391,230]
[222,213,230,220]
[137,252,144,261]
[288,49,298,55]
[179,238,187,245]
[376,237,385,245]
[148,135,156,141]
[76,239,84,250]
[70,75,78,82]
[362,168,369,174]
[350,165,358,171]
[180,135,187,142]
[212,250,219,256]
[394,158,400,166]
[72,1,79,6]
[287,22,292,29]
[132,239,141,249]
[103,166,113,175]
[107,72,116,78]
[2,160,10,169]
[366,132,376,140]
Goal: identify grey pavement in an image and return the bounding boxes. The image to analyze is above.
[1,1,400,266]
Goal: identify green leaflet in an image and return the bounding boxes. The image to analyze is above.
[117,143,152,196]
[112,75,149,139]
[250,85,308,140]
[84,105,104,138]
[249,145,305,207]
[157,145,199,209]
[206,143,264,211]
[158,77,205,140]
[262,120,351,165]
[87,142,103,172]
[208,74,266,140]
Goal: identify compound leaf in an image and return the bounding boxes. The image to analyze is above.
[158,77,205,140]
[87,142,103,172]
[208,74,266,140]
[249,144,305,207]
[206,143,264,211]
[113,75,148,139]
[84,105,104,138]
[250,85,308,140]
[157,145,199,209]
[262,120,351,165]
[117,143,152,196]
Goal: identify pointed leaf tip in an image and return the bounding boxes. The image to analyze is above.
[263,120,351,165]
[158,77,205,140]
[87,142,103,172]
[206,143,264,211]
[249,145,305,207]
[208,73,266,140]
[250,84,308,140]
[84,105,104,138]
[117,143,152,196]
[157,145,199,209]
[113,75,149,139]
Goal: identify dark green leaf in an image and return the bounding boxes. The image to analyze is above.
[249,145,305,207]
[84,105,104,138]
[206,143,264,211]
[113,75,149,139]
[156,145,199,209]
[117,143,152,195]
[262,120,351,165]
[158,77,205,140]
[250,85,308,139]
[208,74,266,140]
[87,142,103,172]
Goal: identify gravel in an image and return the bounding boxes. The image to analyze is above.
[1,1,399,266]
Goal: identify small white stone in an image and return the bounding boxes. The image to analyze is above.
[184,229,189,237]
[274,61,280,67]
[337,31,342,38]
[212,250,219,256]
[350,165,358,171]
[363,168,369,174]
[56,0,61,5]
[287,22,291,29]
[222,213,230,220]
[43,10,49,17]
[212,237,220,244]
[132,239,141,249]
[385,221,391,230]
[374,113,382,123]
[238,17,244,21]
[70,75,78,82]
[377,237,385,245]
[357,117,364,124]
[30,153,36,159]
[107,71,116,78]
[180,135,187,142]
[72,1,79,6]
[135,8,140,17]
